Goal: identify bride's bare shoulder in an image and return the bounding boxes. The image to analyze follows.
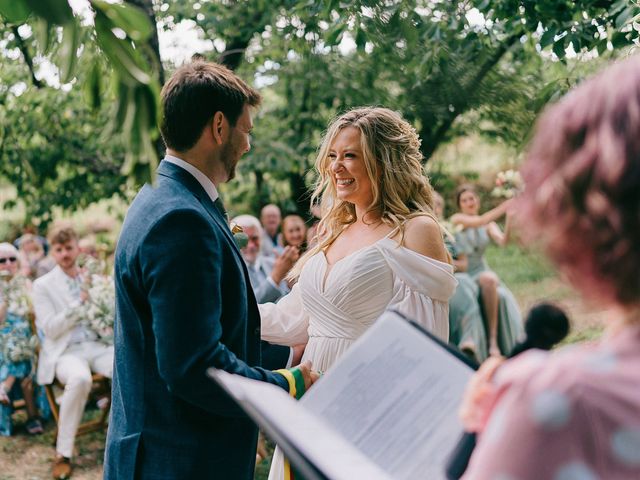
[400,216,449,263]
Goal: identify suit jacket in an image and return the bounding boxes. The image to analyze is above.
[260,230,283,258]
[104,160,289,480]
[246,255,290,304]
[32,266,86,385]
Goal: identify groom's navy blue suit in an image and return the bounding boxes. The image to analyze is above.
[104,160,289,479]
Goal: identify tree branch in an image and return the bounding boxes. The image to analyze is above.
[422,31,522,160]
[11,25,43,89]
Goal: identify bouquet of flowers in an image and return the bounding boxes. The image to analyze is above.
[0,275,38,363]
[81,273,116,343]
[1,275,32,318]
[491,169,524,199]
[77,253,109,276]
[1,321,38,362]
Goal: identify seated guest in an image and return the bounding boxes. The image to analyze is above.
[452,185,522,356]
[433,192,487,363]
[231,215,304,372]
[16,233,54,279]
[281,214,307,254]
[0,243,44,436]
[232,215,299,303]
[260,204,283,257]
[461,55,640,479]
[32,226,113,480]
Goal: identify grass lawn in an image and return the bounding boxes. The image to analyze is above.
[0,244,606,479]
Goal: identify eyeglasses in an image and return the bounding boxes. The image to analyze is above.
[0,257,17,264]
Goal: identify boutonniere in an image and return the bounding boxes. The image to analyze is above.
[230,223,248,249]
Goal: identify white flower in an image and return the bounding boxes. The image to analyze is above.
[69,273,116,343]
[491,169,524,198]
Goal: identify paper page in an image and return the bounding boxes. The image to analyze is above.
[301,311,473,480]
[211,369,392,480]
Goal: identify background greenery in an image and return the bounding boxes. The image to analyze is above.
[0,2,626,476]
[1,0,639,228]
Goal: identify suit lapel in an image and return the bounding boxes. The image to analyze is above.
[156,160,258,297]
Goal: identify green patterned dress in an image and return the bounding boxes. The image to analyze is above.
[445,236,488,362]
[455,226,523,355]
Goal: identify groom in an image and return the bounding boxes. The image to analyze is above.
[104,61,314,479]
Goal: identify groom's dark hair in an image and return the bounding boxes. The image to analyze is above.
[160,61,261,152]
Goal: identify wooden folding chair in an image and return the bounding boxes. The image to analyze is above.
[29,313,111,439]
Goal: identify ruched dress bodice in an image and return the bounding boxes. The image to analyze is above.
[296,242,394,370]
[262,236,457,480]
[260,237,457,371]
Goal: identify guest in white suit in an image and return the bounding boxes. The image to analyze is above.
[233,214,298,303]
[32,226,113,480]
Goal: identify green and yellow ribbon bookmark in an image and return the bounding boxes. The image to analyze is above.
[274,367,307,479]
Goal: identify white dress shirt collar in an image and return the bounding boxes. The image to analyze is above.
[164,154,219,204]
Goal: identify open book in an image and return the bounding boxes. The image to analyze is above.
[209,310,475,480]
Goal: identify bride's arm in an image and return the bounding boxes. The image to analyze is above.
[259,284,310,346]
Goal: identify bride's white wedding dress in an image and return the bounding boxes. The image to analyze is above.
[260,235,457,479]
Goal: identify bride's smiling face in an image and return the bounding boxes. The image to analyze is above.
[328,127,373,208]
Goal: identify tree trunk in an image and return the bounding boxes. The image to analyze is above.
[421,32,521,162]
[289,172,310,217]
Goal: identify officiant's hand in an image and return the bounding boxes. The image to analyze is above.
[459,356,505,433]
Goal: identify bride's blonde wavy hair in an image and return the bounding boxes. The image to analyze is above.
[288,106,436,280]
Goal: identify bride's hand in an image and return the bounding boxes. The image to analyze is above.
[297,360,320,390]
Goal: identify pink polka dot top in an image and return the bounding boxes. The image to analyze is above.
[464,324,640,480]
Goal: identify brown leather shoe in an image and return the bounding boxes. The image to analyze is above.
[52,455,72,480]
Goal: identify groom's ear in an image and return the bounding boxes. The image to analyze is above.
[211,111,226,145]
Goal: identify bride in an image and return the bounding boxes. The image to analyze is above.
[260,106,457,479]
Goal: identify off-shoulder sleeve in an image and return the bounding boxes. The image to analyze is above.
[380,239,457,341]
[259,284,310,346]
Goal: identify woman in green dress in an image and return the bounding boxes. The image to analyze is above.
[434,192,487,362]
[451,185,523,356]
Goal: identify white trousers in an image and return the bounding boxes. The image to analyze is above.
[54,341,113,458]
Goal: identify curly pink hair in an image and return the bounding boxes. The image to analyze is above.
[518,55,640,307]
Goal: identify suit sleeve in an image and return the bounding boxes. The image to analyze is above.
[140,209,288,416]
[32,279,83,340]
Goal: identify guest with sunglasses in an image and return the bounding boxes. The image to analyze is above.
[0,242,44,436]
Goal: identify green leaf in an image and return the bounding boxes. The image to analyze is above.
[95,13,152,85]
[539,28,556,48]
[552,38,566,58]
[596,39,608,56]
[611,31,629,49]
[58,20,81,83]
[615,6,636,29]
[355,27,366,51]
[0,0,31,23]
[24,0,73,25]
[325,24,345,46]
[34,17,52,54]
[84,62,102,110]
[91,0,153,41]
